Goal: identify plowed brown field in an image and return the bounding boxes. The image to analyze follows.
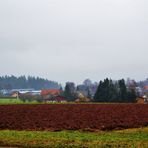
[0,104,148,131]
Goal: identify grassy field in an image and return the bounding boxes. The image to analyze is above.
[0,98,41,104]
[0,98,128,105]
[0,127,148,147]
[0,98,95,105]
[0,98,71,104]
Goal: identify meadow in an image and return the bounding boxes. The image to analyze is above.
[0,98,112,105]
[0,98,44,104]
[0,127,148,147]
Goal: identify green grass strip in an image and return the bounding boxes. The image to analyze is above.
[0,127,148,147]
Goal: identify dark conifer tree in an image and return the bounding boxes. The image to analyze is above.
[64,82,76,101]
[118,79,128,102]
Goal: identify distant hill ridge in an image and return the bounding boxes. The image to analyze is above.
[0,75,60,90]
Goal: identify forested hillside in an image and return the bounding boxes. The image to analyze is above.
[0,76,60,90]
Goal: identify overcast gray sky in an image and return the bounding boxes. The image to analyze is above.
[0,0,148,84]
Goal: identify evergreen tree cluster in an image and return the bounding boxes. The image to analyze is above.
[64,82,76,101]
[0,75,60,90]
[94,78,137,103]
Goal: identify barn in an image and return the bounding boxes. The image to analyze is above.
[41,89,67,102]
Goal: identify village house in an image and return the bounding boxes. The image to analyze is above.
[75,91,92,102]
[41,89,61,99]
[41,89,67,102]
[137,97,145,104]
[142,86,148,103]
[10,89,41,99]
[44,96,67,103]
[137,97,148,104]
[11,91,19,98]
[143,86,148,94]
[0,89,11,97]
[137,85,148,104]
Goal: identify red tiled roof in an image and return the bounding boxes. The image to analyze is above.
[144,86,148,90]
[41,89,61,95]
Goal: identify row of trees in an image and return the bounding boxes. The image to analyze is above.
[63,80,98,101]
[94,78,137,103]
[63,78,137,102]
[0,75,60,90]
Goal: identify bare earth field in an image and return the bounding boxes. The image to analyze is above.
[0,104,148,131]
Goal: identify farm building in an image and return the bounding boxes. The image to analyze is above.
[137,95,148,104]
[136,86,148,104]
[11,89,41,99]
[11,92,19,98]
[41,89,63,100]
[11,89,35,94]
[41,89,68,102]
[75,97,92,102]
[75,91,92,102]
[143,86,148,95]
[0,89,12,96]
[137,97,145,104]
[41,89,61,96]
[140,86,148,103]
[44,96,67,103]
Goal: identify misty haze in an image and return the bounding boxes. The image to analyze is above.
[0,0,148,84]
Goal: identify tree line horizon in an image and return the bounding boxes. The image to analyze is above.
[0,75,147,103]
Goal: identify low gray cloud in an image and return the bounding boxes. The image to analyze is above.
[0,0,148,84]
